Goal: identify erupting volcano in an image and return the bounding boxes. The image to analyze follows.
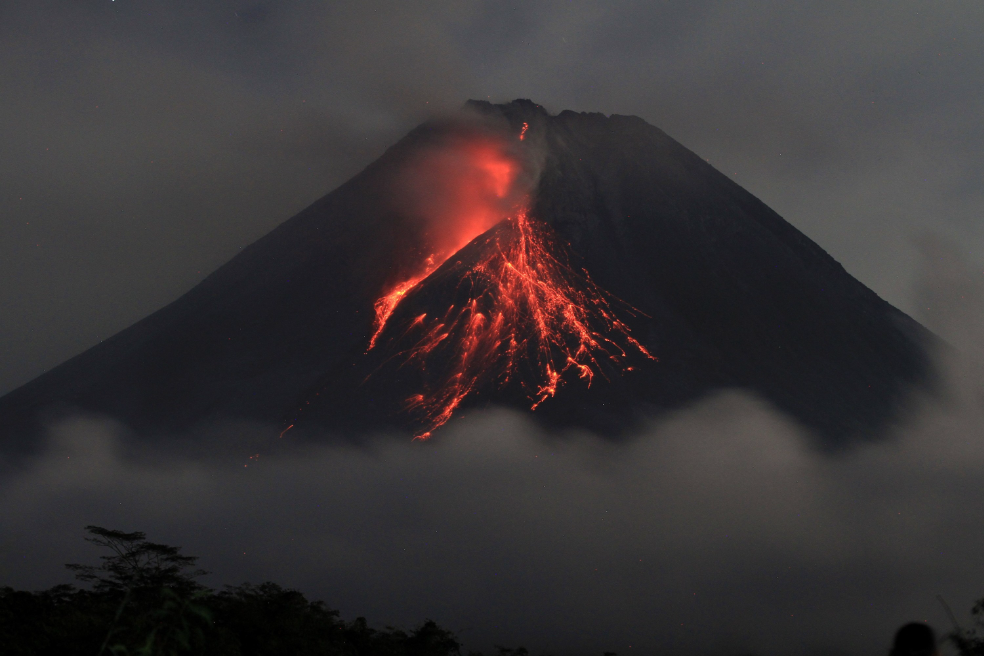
[357,125,655,438]
[0,100,934,453]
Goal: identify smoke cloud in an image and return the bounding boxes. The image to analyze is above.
[391,122,531,269]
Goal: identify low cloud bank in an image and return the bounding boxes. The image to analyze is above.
[3,243,983,656]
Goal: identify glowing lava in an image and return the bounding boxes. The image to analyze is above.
[368,265,431,351]
[369,208,656,439]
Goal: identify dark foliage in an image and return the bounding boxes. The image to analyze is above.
[0,527,507,656]
[950,597,984,656]
[0,581,468,656]
[65,526,207,595]
[0,584,112,655]
[209,582,345,655]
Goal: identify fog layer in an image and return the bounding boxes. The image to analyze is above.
[2,243,982,656]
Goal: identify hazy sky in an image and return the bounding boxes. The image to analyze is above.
[2,1,983,396]
[3,4,984,654]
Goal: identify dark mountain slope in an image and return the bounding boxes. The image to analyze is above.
[0,100,933,453]
[502,101,933,441]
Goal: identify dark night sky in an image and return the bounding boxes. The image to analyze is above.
[3,3,984,655]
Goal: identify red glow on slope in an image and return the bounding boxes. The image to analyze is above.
[400,136,521,260]
[519,122,529,141]
[371,136,523,350]
[373,209,656,440]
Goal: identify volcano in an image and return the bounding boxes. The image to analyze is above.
[0,99,933,452]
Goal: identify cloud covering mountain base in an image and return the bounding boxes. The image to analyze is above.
[2,244,983,656]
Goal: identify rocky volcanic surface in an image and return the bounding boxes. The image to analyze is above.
[0,100,934,453]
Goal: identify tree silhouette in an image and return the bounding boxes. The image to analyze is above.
[66,526,206,595]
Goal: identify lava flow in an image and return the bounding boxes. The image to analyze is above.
[369,208,656,439]
[368,261,432,351]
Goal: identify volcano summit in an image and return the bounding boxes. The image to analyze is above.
[0,100,933,451]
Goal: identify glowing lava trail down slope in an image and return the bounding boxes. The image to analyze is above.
[368,207,656,439]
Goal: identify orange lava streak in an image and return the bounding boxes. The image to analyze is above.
[371,209,655,439]
[369,271,431,351]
